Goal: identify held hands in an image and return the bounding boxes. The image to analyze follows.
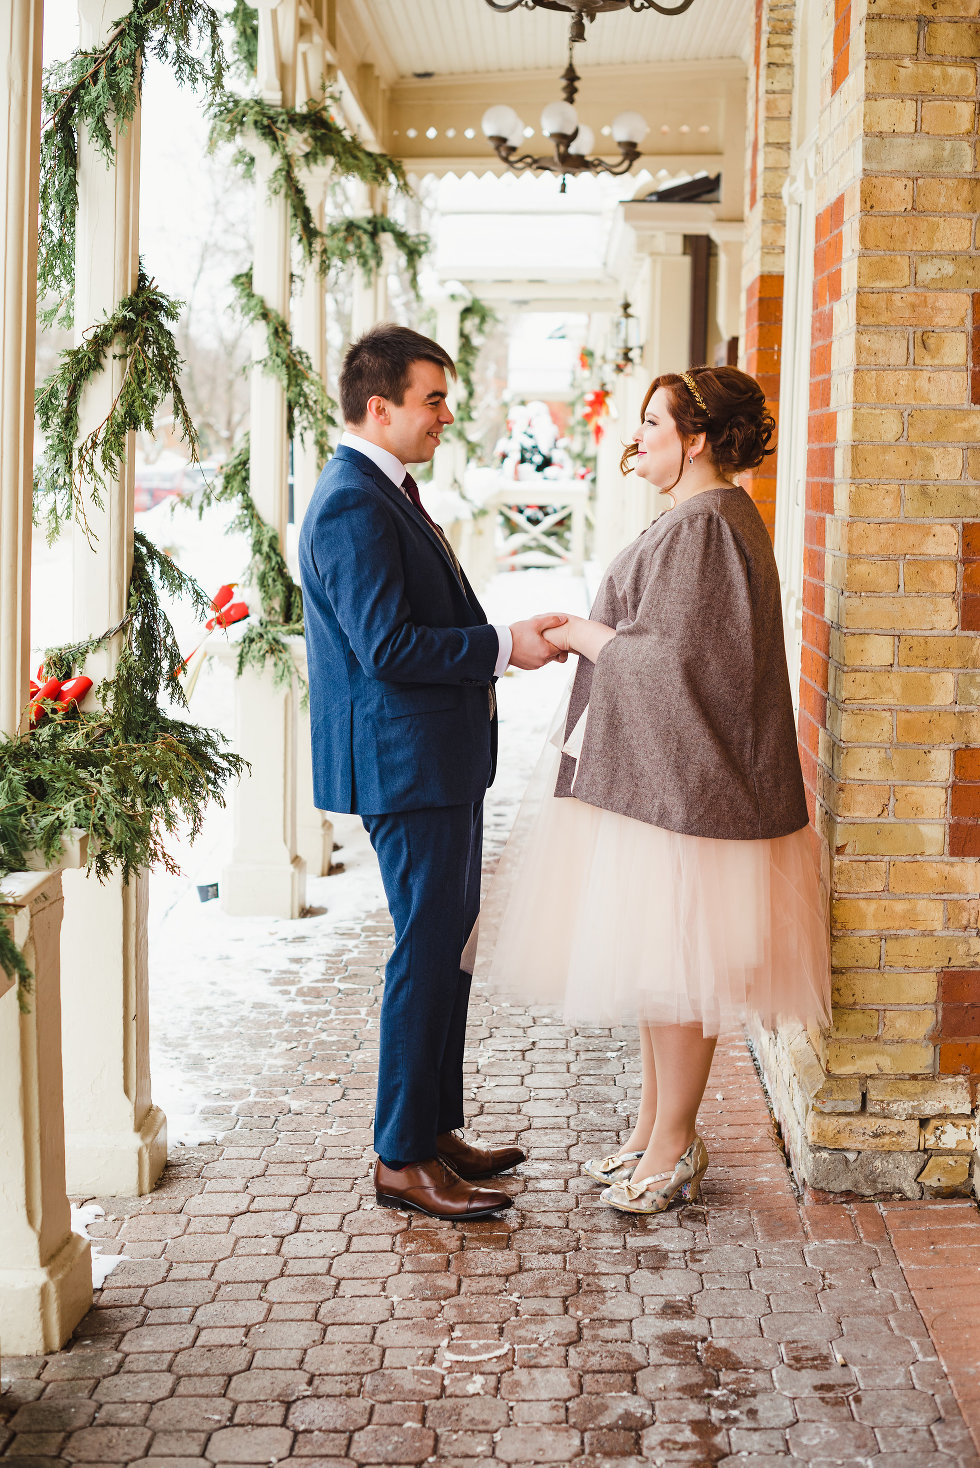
[508,614,569,670]
[543,615,617,663]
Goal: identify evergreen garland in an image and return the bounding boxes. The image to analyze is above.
[210,95,409,275]
[320,215,429,294]
[0,897,35,1010]
[228,0,258,76]
[34,266,199,544]
[38,0,225,323]
[231,269,336,460]
[447,295,498,445]
[0,532,246,895]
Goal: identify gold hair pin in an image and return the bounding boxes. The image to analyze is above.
[681,372,708,414]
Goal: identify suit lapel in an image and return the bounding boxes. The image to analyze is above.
[333,446,484,615]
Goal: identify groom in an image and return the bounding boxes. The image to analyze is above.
[299,324,565,1220]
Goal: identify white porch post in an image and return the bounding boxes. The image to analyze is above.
[0,876,93,1353]
[59,0,166,1196]
[0,0,93,1355]
[221,0,306,917]
[350,184,388,338]
[430,289,466,502]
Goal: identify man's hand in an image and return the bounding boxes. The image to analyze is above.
[509,614,569,670]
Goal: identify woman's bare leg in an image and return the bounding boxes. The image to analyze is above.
[620,1022,657,1153]
[632,1024,716,1181]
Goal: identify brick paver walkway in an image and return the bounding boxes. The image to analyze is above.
[2,929,980,1466]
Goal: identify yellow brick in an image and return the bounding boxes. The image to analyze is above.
[813,1078,865,1114]
[831,1007,880,1039]
[847,523,959,557]
[831,936,883,969]
[856,253,913,290]
[885,933,980,967]
[849,408,906,442]
[921,100,978,134]
[860,177,913,211]
[903,561,958,593]
[834,897,945,931]
[834,972,938,1006]
[848,444,962,480]
[841,670,955,706]
[845,559,901,593]
[889,859,978,895]
[839,710,894,743]
[834,859,889,893]
[837,785,891,819]
[894,786,948,819]
[825,1040,933,1075]
[867,0,979,15]
[904,485,980,519]
[921,1116,976,1152]
[961,672,980,705]
[914,331,967,366]
[839,747,950,782]
[925,21,980,57]
[864,97,917,134]
[907,408,980,441]
[835,823,945,856]
[947,897,980,929]
[843,485,903,518]
[856,291,969,329]
[918,1156,971,1193]
[834,633,895,668]
[867,1076,968,1118]
[867,58,978,95]
[915,255,980,289]
[915,178,980,213]
[898,709,980,744]
[843,596,957,632]
[855,369,969,407]
[899,635,980,668]
[866,136,975,175]
[882,1008,936,1041]
[860,216,973,253]
[863,16,920,52]
[807,1113,919,1150]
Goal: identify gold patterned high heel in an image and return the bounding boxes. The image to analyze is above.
[583,1149,645,1185]
[600,1136,709,1215]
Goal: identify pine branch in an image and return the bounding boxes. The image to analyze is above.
[0,896,34,1011]
[206,436,304,628]
[319,214,429,294]
[445,295,498,444]
[228,0,258,75]
[38,0,226,323]
[34,266,200,544]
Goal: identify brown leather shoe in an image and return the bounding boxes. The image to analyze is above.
[436,1129,526,1180]
[374,1158,513,1220]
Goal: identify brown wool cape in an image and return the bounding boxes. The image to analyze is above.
[554,485,809,841]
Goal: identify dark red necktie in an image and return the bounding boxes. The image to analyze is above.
[401,471,435,527]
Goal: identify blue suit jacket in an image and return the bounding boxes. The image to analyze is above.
[298,444,500,815]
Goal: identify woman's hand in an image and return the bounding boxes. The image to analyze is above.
[543,616,616,662]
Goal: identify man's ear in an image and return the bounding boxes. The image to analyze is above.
[365,394,389,425]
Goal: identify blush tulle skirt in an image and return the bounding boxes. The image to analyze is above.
[468,701,831,1036]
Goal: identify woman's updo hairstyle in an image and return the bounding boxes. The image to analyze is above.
[620,365,776,479]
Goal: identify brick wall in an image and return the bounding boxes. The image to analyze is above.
[752,0,980,1200]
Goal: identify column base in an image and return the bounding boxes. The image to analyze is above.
[64,1102,167,1198]
[297,814,334,880]
[221,855,306,918]
[0,1229,92,1355]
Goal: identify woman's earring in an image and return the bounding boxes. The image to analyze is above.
[688,454,694,465]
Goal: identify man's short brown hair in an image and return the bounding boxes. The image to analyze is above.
[339,323,457,425]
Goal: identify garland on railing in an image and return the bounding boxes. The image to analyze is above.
[38,0,225,324]
[34,266,199,544]
[320,215,429,294]
[0,898,35,1008]
[446,295,498,447]
[210,95,410,275]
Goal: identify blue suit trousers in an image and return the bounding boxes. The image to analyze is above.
[362,801,484,1166]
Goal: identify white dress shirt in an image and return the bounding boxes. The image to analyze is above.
[339,431,512,675]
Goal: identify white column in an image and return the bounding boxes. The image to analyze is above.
[430,290,466,502]
[61,0,166,1195]
[349,184,387,339]
[291,149,334,880]
[221,0,306,917]
[0,0,42,740]
[0,874,92,1354]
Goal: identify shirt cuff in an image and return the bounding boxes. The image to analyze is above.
[493,625,513,678]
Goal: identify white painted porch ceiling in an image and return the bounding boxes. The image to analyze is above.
[353,0,754,82]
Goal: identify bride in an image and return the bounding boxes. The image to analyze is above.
[471,365,830,1216]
